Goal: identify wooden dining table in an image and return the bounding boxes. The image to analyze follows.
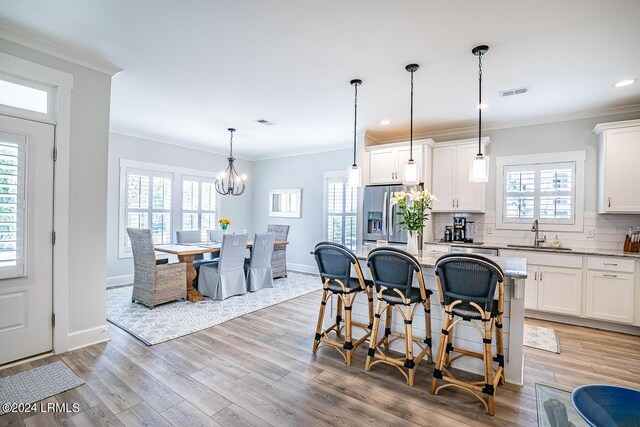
[155,240,289,302]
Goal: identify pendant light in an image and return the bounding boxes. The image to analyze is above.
[403,63,420,186]
[347,79,363,188]
[215,128,246,196]
[469,45,490,183]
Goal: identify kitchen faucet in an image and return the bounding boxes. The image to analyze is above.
[531,219,546,248]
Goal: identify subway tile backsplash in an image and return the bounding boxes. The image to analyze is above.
[432,212,640,252]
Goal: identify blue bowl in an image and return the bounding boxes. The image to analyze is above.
[571,385,640,427]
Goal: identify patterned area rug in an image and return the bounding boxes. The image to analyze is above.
[107,272,322,345]
[524,324,561,353]
[0,361,84,415]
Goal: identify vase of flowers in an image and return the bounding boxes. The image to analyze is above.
[391,188,435,255]
[218,217,231,232]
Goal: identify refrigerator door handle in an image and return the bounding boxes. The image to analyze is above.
[382,191,388,239]
[389,203,394,236]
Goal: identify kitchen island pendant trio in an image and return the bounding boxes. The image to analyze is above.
[469,45,490,183]
[215,127,247,196]
[347,78,363,188]
[403,63,420,186]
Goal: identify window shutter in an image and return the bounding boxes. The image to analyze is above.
[0,138,26,278]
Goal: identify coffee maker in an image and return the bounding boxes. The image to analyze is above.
[453,217,466,242]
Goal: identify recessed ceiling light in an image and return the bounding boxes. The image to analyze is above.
[380,120,391,125]
[614,79,637,88]
[476,103,489,110]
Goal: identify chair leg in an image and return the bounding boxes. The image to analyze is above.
[431,312,452,394]
[404,311,416,386]
[365,298,384,371]
[312,289,329,354]
[496,315,505,385]
[335,296,343,338]
[483,320,496,416]
[383,304,393,350]
[423,298,433,363]
[367,288,374,331]
[343,295,354,366]
[444,319,454,369]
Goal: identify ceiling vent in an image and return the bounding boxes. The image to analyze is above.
[499,86,531,97]
[255,119,275,126]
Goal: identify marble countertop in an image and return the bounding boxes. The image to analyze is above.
[353,245,528,279]
[425,241,640,259]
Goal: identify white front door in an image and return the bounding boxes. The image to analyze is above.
[0,115,54,365]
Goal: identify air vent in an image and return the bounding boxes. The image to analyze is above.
[255,119,275,126]
[499,86,531,97]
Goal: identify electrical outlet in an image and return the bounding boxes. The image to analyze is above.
[486,226,494,235]
[585,227,595,238]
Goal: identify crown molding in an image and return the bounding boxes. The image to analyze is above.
[366,103,640,144]
[593,118,640,135]
[0,23,122,76]
[253,143,351,161]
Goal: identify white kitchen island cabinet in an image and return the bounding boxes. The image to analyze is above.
[325,246,528,385]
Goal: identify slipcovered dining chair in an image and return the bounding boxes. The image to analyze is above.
[267,224,289,279]
[126,228,186,309]
[198,233,248,300]
[176,230,218,266]
[246,232,275,292]
[207,229,223,243]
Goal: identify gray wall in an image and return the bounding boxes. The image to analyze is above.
[252,149,352,269]
[106,132,254,279]
[0,39,112,337]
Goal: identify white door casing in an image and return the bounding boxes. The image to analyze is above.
[0,115,54,365]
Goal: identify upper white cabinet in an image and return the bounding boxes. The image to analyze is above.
[368,142,424,185]
[431,139,488,213]
[594,119,640,213]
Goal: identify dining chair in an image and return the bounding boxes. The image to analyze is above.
[245,232,275,292]
[207,229,224,242]
[126,228,186,308]
[267,224,289,279]
[198,233,248,300]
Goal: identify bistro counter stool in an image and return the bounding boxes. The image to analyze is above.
[364,247,433,387]
[312,241,373,366]
[431,253,505,416]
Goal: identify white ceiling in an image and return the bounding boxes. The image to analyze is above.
[1,0,639,159]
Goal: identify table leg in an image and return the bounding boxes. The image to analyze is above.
[179,254,205,302]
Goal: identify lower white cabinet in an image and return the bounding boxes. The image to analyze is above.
[526,265,582,316]
[586,271,634,324]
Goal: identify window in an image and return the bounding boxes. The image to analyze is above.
[119,159,221,257]
[125,168,173,248]
[182,176,217,241]
[324,172,357,249]
[496,151,585,231]
[0,75,55,122]
[0,133,26,278]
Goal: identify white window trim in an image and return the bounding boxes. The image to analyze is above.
[118,159,221,258]
[495,151,586,232]
[0,72,58,124]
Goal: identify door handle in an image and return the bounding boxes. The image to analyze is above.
[603,263,618,266]
[452,199,455,208]
[382,191,388,236]
[603,274,618,278]
[608,197,611,208]
[456,199,459,208]
[534,271,537,281]
[539,272,543,281]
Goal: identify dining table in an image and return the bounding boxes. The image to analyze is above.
[155,240,289,302]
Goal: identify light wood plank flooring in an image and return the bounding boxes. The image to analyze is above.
[1,290,639,426]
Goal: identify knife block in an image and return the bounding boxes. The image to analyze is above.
[624,236,640,253]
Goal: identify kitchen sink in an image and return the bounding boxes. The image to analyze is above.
[506,244,573,251]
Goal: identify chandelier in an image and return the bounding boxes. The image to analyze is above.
[215,128,246,196]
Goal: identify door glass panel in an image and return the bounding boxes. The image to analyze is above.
[0,138,25,274]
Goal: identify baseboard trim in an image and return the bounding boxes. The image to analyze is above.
[107,274,134,287]
[287,263,317,275]
[525,311,640,336]
[67,324,111,351]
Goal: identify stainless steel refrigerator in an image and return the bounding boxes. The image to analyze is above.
[363,184,415,244]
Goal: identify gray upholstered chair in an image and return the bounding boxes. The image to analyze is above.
[312,241,373,366]
[176,230,218,287]
[207,229,223,243]
[365,246,433,386]
[267,224,289,279]
[245,233,275,292]
[431,253,505,415]
[198,233,248,300]
[126,228,186,309]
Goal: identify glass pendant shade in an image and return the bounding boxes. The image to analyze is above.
[403,160,419,186]
[347,164,362,188]
[469,154,490,183]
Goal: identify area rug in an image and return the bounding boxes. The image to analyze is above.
[535,383,586,426]
[0,361,84,415]
[107,272,322,345]
[524,324,561,353]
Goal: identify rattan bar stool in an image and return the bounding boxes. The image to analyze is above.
[430,253,505,415]
[364,247,433,386]
[312,241,374,365]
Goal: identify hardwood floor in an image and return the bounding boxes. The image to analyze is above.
[1,290,639,426]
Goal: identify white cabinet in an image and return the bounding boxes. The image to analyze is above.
[431,141,486,213]
[586,271,634,324]
[594,120,640,213]
[368,144,423,185]
[524,267,539,310]
[536,266,583,316]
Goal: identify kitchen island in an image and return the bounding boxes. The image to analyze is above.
[327,245,528,385]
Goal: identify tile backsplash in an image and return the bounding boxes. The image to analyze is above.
[432,212,640,252]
